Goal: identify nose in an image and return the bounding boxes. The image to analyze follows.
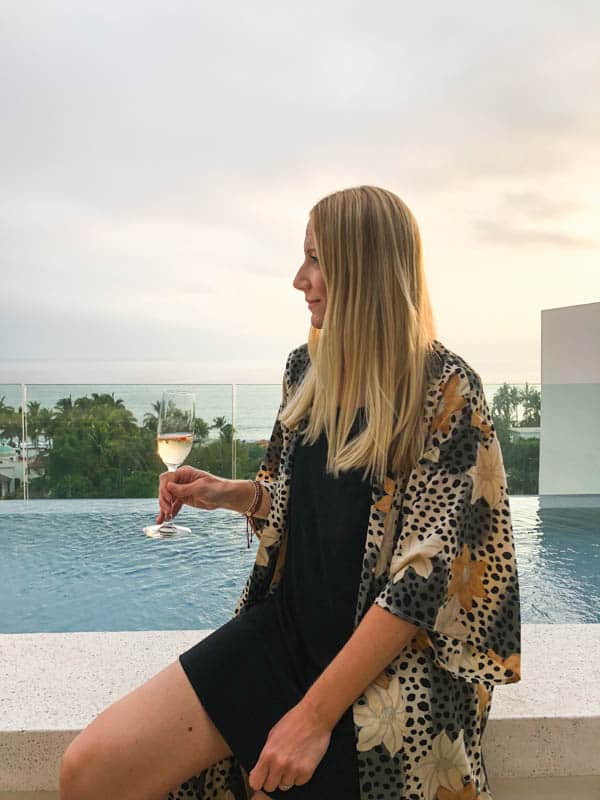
[293,267,310,293]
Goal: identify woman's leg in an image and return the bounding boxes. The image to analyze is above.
[59,659,233,800]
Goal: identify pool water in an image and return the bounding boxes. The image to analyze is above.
[1,497,598,633]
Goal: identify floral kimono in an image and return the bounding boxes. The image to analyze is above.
[167,338,521,800]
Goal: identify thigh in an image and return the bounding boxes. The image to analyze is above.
[61,659,232,800]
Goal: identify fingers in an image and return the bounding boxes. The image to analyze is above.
[156,468,217,522]
[156,497,182,524]
[166,480,198,498]
[157,468,203,522]
[158,470,187,521]
[158,480,175,519]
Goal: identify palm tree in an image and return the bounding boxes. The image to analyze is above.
[519,383,541,427]
[38,406,56,448]
[55,396,74,415]
[193,418,210,441]
[26,400,42,448]
[142,399,162,433]
[508,386,522,426]
[0,396,16,444]
[90,392,125,408]
[491,384,514,426]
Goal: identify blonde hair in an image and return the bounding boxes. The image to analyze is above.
[279,185,438,486]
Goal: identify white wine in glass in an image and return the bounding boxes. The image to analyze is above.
[144,390,196,539]
[157,432,194,468]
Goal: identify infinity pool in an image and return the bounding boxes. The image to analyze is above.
[1,497,598,632]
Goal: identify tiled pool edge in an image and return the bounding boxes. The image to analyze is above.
[1,625,598,792]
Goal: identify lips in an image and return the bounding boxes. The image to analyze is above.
[307,300,320,307]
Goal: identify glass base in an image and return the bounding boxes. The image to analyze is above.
[143,522,192,539]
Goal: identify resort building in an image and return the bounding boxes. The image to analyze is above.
[540,300,600,508]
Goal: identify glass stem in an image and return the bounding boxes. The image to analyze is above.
[165,464,178,526]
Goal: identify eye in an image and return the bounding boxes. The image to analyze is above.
[310,255,319,263]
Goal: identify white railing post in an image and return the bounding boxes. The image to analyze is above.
[232,383,236,480]
[21,382,29,501]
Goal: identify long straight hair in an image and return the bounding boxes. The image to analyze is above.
[279,186,438,486]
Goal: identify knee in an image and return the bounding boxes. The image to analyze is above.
[59,734,96,800]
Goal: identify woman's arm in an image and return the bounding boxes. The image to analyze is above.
[300,604,418,730]
[220,478,271,519]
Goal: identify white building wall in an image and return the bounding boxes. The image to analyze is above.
[539,301,600,506]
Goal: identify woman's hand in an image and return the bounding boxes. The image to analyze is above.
[248,700,333,794]
[156,466,225,524]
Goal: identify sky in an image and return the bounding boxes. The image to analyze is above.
[1,0,599,385]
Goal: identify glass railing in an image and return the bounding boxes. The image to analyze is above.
[0,380,545,500]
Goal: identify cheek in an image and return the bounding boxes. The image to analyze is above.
[316,274,327,299]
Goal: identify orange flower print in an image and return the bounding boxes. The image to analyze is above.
[413,628,433,651]
[476,682,490,716]
[487,649,521,682]
[374,475,396,514]
[437,781,477,800]
[374,476,399,578]
[448,544,488,611]
[471,408,492,438]
[431,373,469,436]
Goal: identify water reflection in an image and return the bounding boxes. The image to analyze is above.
[0,496,598,632]
[513,497,600,624]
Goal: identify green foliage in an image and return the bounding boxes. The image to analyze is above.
[1,381,541,499]
[489,384,540,494]
[503,437,540,494]
[0,395,21,445]
[491,382,540,427]
[36,394,160,498]
[1,390,252,499]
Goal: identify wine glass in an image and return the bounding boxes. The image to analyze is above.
[143,390,196,539]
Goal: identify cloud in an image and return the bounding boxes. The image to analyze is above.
[500,192,583,220]
[1,0,599,380]
[473,219,596,249]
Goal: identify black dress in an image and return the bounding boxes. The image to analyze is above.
[178,408,372,799]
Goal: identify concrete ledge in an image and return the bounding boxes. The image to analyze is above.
[1,625,599,792]
[3,776,600,800]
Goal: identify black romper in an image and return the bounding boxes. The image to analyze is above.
[178,408,372,799]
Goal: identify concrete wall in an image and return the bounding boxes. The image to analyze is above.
[540,301,600,507]
[1,626,599,793]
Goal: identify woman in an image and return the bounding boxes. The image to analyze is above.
[59,186,521,800]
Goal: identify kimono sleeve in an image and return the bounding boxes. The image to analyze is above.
[247,361,290,540]
[373,365,522,687]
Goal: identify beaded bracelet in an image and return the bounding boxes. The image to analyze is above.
[243,479,264,548]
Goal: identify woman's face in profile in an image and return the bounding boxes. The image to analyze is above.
[293,218,327,329]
